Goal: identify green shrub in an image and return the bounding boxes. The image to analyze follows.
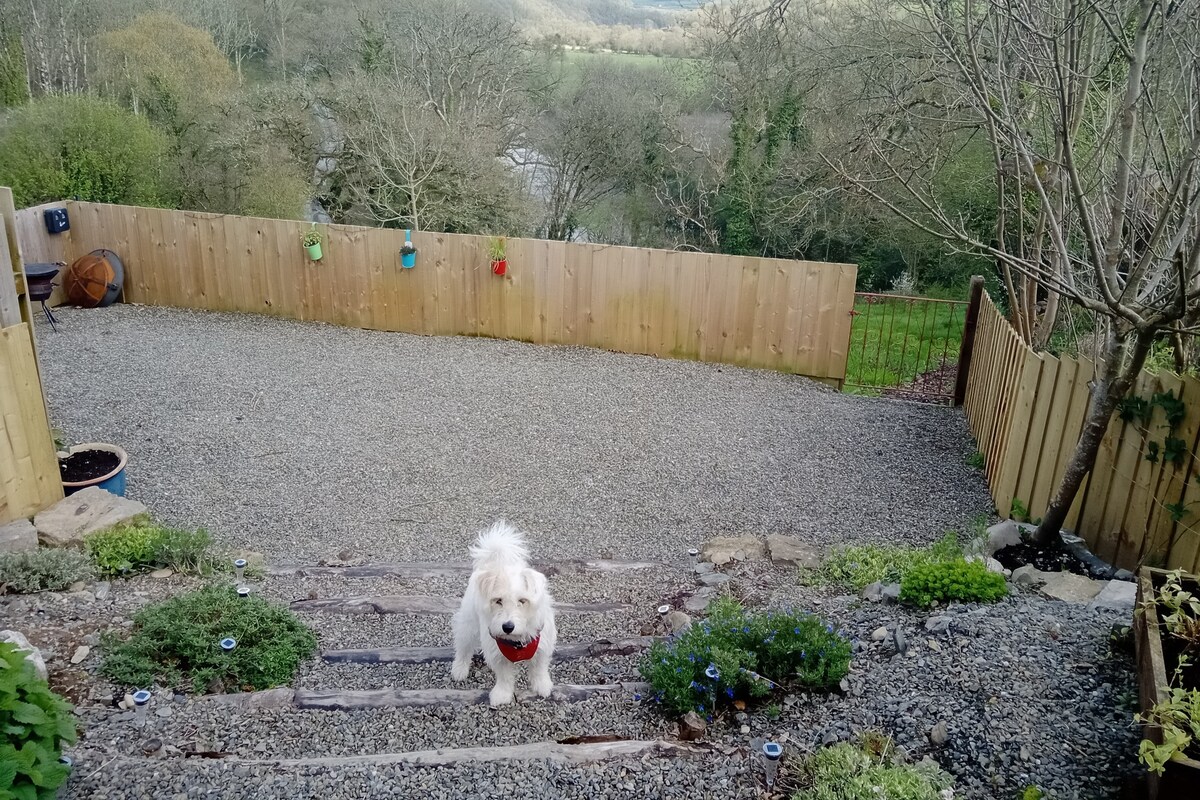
[0,641,78,799]
[100,585,316,693]
[0,549,93,594]
[794,735,954,800]
[640,596,850,718]
[0,94,173,208]
[815,533,963,590]
[900,559,1008,608]
[85,521,215,575]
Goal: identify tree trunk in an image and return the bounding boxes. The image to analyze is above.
[1032,327,1155,546]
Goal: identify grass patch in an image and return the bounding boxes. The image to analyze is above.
[0,548,94,594]
[0,641,77,799]
[640,596,850,718]
[813,533,964,591]
[100,585,316,693]
[844,296,965,394]
[900,560,1008,608]
[793,733,954,800]
[86,521,217,576]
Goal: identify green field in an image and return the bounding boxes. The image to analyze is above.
[844,296,966,398]
[545,49,704,93]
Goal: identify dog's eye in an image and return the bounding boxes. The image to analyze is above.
[518,598,528,605]
[492,598,502,606]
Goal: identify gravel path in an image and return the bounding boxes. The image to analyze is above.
[37,304,993,564]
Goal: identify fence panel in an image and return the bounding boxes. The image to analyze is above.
[963,294,1200,573]
[16,201,858,385]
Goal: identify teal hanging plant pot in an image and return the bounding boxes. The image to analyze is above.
[401,230,417,268]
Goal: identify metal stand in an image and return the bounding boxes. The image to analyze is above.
[41,302,57,332]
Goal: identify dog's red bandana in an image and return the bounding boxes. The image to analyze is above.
[495,634,540,662]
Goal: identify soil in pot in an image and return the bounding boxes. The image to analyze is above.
[994,540,1093,575]
[59,450,121,483]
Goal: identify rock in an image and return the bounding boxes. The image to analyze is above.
[985,521,1023,555]
[881,583,901,602]
[149,568,174,579]
[863,582,884,603]
[70,645,90,664]
[1012,565,1049,587]
[739,725,750,734]
[93,582,111,601]
[82,633,100,647]
[34,487,148,548]
[664,611,692,634]
[698,572,731,587]
[142,738,163,755]
[893,627,908,656]
[1040,572,1105,603]
[930,721,949,746]
[155,707,173,718]
[1020,745,1031,761]
[678,711,707,741]
[701,536,764,566]
[122,693,135,710]
[1090,580,1137,613]
[0,519,38,553]
[871,626,888,642]
[1113,568,1135,582]
[683,595,711,613]
[693,562,714,575]
[925,616,952,634]
[0,631,47,680]
[765,535,821,568]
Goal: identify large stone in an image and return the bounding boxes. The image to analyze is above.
[930,720,949,746]
[701,536,765,566]
[1012,565,1049,587]
[862,582,884,603]
[985,520,1023,556]
[765,535,821,568]
[697,572,731,587]
[0,631,47,681]
[34,487,147,548]
[664,611,692,634]
[0,519,38,553]
[683,595,711,613]
[1090,580,1137,614]
[1040,572,1105,603]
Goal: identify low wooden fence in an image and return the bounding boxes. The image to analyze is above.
[15,201,858,384]
[0,189,63,524]
[964,293,1200,573]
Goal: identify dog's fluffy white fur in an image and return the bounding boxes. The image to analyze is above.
[451,521,557,706]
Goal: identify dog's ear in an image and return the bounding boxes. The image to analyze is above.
[521,568,547,597]
[475,571,497,598]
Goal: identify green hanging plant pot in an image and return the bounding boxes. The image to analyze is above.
[302,225,324,261]
[305,242,323,261]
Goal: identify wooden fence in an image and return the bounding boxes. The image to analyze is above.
[14,201,858,384]
[964,293,1200,573]
[0,189,63,524]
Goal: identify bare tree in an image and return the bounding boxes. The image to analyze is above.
[830,0,1200,545]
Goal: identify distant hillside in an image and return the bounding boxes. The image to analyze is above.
[482,0,694,28]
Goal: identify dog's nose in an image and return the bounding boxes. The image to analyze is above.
[502,622,515,634]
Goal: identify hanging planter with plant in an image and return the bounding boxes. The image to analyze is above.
[401,230,417,269]
[302,226,324,261]
[489,236,507,276]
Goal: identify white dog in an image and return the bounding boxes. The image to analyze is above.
[451,521,557,706]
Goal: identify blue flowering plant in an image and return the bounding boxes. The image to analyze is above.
[639,596,851,718]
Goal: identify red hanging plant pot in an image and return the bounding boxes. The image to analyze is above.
[488,236,507,277]
[491,258,507,276]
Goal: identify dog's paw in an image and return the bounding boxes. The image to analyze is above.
[531,674,553,698]
[489,687,515,706]
[450,660,470,682]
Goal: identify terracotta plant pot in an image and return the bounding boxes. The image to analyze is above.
[491,259,507,276]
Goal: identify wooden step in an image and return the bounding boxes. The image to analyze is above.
[321,636,660,664]
[291,595,631,615]
[194,682,649,711]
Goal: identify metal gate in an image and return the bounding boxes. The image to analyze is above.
[842,280,981,405]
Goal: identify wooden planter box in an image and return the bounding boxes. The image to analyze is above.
[1134,567,1200,798]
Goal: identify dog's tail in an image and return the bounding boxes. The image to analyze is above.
[469,520,530,568]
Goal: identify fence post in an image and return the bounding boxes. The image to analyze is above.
[953,275,986,406]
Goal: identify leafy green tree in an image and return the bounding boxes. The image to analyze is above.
[0,95,173,207]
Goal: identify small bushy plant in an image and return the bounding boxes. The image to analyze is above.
[0,641,78,799]
[640,596,850,718]
[815,533,963,590]
[900,559,1007,608]
[794,734,954,800]
[101,585,316,693]
[0,549,93,594]
[85,521,215,575]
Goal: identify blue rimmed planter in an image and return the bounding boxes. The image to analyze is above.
[60,442,128,497]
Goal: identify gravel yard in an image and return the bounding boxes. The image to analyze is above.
[38,304,993,564]
[13,305,1142,799]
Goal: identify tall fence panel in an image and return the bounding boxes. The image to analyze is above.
[963,294,1200,573]
[16,201,858,384]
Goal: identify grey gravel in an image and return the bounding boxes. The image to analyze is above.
[38,304,993,564]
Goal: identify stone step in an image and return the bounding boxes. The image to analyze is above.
[195,682,649,711]
[268,558,664,579]
[291,595,630,615]
[321,636,660,664]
